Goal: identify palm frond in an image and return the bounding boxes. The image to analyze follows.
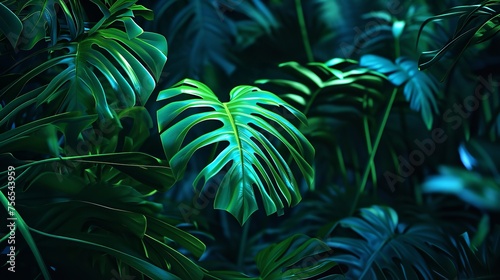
[326,205,456,279]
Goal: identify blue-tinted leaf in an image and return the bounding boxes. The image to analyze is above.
[326,205,455,279]
[361,55,441,129]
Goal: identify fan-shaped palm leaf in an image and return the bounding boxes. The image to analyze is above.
[326,205,455,280]
[149,0,237,84]
[157,79,314,224]
[360,54,442,129]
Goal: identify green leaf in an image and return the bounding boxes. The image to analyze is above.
[210,235,336,280]
[255,60,391,184]
[0,2,23,47]
[151,0,237,81]
[326,205,456,279]
[18,177,205,279]
[422,166,500,211]
[15,0,61,49]
[417,1,500,76]
[2,152,176,192]
[2,15,167,119]
[69,152,176,192]
[0,112,97,155]
[256,60,387,122]
[255,234,335,280]
[360,55,441,129]
[30,229,181,280]
[0,191,52,279]
[157,79,314,224]
[454,226,500,277]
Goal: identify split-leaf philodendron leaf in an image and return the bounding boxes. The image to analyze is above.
[157,79,315,224]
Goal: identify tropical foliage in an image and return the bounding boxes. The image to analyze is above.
[1,0,500,279]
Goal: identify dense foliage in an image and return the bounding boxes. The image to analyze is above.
[1,0,499,279]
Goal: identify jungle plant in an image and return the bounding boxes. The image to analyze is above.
[1,0,500,279]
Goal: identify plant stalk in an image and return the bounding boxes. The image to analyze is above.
[237,217,251,270]
[0,192,51,279]
[349,87,398,216]
[295,0,314,62]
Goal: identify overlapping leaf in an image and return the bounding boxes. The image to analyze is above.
[417,0,500,75]
[1,0,167,119]
[0,2,22,47]
[360,54,442,129]
[150,0,237,83]
[422,166,500,211]
[326,205,455,279]
[255,59,392,186]
[256,59,387,135]
[209,234,336,280]
[157,79,314,224]
[12,177,206,280]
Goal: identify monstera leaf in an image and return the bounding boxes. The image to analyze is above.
[2,176,205,280]
[360,55,442,129]
[157,79,314,224]
[0,0,167,119]
[326,205,455,279]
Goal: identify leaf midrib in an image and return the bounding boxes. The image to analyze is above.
[222,102,245,180]
[359,233,395,279]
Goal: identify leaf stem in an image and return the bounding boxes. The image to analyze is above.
[0,192,51,279]
[349,87,398,215]
[363,96,377,191]
[295,0,313,62]
[237,217,251,270]
[0,152,168,177]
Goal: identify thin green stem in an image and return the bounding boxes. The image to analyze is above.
[349,87,398,216]
[295,0,313,62]
[237,217,251,269]
[0,192,51,279]
[0,152,167,177]
[363,97,377,192]
[335,144,349,187]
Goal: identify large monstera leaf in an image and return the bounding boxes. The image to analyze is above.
[0,0,167,119]
[157,79,314,224]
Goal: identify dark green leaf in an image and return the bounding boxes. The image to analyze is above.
[0,2,22,47]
